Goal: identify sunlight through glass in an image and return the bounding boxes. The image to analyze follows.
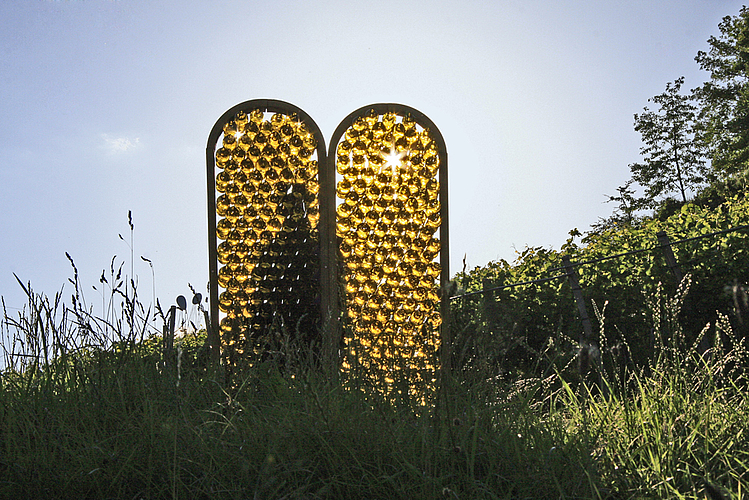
[213,109,320,370]
[334,108,442,405]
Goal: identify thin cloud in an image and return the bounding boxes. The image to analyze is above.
[101,134,141,154]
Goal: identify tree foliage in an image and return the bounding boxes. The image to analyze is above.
[628,77,708,209]
[591,180,643,232]
[600,6,749,230]
[694,5,749,179]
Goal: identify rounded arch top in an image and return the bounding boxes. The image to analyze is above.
[207,99,326,160]
[328,103,447,161]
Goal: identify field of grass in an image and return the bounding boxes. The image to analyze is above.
[1,272,748,499]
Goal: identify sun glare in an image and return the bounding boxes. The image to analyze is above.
[383,146,406,169]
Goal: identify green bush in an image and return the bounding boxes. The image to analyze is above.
[451,195,749,374]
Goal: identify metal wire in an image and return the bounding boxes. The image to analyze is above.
[450,223,749,302]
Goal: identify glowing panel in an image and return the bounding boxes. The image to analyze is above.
[334,109,443,402]
[211,108,321,369]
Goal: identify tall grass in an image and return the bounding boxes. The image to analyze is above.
[1,266,748,499]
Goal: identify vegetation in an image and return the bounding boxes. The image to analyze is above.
[694,5,749,179]
[2,261,749,499]
[629,77,708,210]
[454,194,749,376]
[452,5,749,379]
[602,6,749,226]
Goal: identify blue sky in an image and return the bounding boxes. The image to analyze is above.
[0,0,745,318]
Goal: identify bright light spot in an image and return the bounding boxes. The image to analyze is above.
[383,145,406,169]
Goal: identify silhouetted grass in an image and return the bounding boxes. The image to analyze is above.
[1,265,748,499]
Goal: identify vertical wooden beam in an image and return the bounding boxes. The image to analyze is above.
[562,256,604,394]
[562,255,593,344]
[657,231,683,283]
[438,135,451,381]
[206,130,221,367]
[320,121,339,377]
[481,277,502,332]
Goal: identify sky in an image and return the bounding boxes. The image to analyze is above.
[1,0,746,322]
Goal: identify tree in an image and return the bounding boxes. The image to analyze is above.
[694,6,749,180]
[627,77,708,210]
[590,179,643,232]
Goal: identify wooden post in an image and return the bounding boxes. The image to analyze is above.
[481,277,501,331]
[205,131,221,368]
[562,255,593,344]
[562,255,604,395]
[656,231,683,283]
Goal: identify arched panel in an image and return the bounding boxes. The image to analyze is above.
[328,104,449,401]
[206,100,327,372]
